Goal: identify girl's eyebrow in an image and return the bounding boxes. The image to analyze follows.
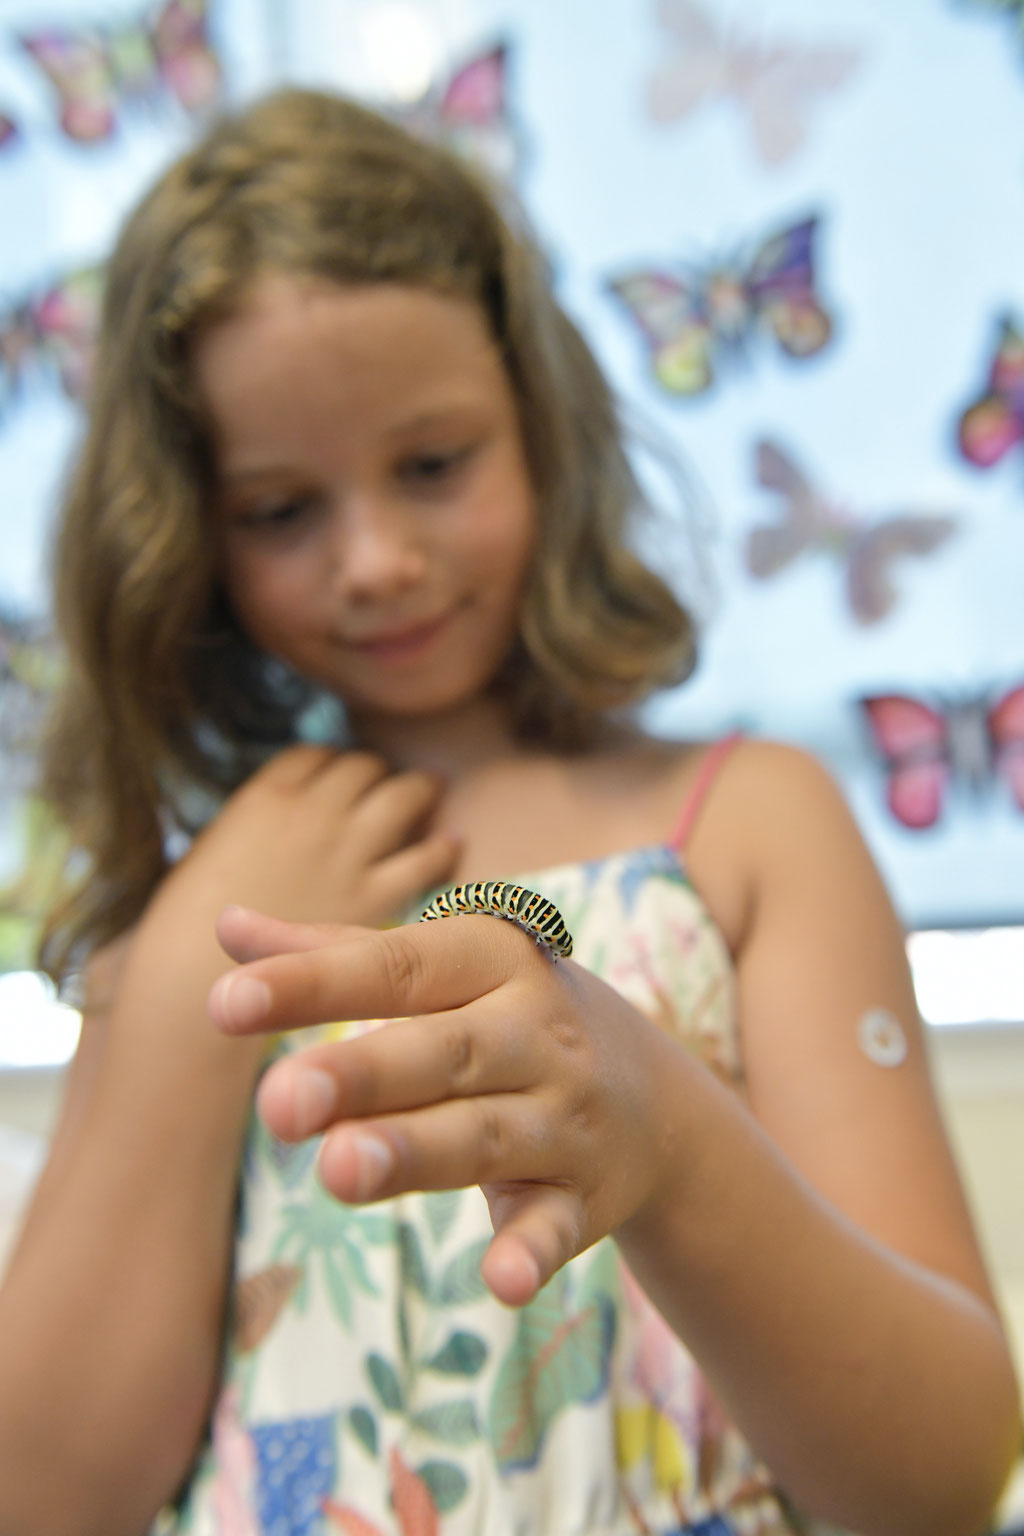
[381,396,490,438]
[217,461,297,486]
[221,400,488,476]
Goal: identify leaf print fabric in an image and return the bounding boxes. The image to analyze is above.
[162,843,797,1536]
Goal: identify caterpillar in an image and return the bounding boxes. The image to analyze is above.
[419,881,573,960]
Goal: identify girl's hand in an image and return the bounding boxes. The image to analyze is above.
[155,744,458,934]
[209,905,682,1306]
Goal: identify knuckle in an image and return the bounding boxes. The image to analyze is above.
[439,1022,478,1090]
[472,1098,508,1174]
[545,1008,587,1057]
[378,929,429,1004]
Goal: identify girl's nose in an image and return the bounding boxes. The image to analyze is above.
[328,500,426,601]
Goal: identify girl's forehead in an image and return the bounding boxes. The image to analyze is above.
[225,270,484,337]
[195,275,517,461]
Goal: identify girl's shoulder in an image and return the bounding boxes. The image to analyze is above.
[655,735,862,954]
[660,733,854,843]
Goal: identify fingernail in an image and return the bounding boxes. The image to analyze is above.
[352,1133,395,1199]
[293,1067,336,1136]
[216,973,271,1029]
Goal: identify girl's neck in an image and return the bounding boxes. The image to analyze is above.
[346,693,528,782]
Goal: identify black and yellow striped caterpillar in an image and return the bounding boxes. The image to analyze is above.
[419,881,573,960]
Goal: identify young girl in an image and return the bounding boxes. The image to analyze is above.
[0,87,1018,1536]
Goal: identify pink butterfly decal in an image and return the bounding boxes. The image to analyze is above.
[0,265,103,421]
[394,41,522,187]
[150,0,222,112]
[607,215,832,396]
[31,266,104,399]
[19,0,220,145]
[0,112,18,150]
[861,686,1024,830]
[745,439,958,625]
[649,0,863,166]
[957,314,1024,469]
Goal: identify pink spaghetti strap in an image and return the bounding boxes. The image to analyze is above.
[667,731,744,853]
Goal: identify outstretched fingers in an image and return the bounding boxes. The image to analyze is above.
[215,904,355,965]
[207,904,605,1305]
[255,998,534,1141]
[314,1091,545,1203]
[209,909,536,1035]
[310,1095,585,1305]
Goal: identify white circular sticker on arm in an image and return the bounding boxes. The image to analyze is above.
[857,1007,909,1068]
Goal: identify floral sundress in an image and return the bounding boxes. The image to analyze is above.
[165,844,804,1536]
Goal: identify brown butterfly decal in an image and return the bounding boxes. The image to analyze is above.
[745,439,958,625]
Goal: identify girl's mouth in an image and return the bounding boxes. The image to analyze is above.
[347,609,455,662]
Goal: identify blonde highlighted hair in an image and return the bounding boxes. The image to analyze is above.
[39,87,698,976]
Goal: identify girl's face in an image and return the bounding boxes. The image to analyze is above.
[196,274,537,731]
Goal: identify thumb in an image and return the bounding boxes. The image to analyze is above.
[481,1182,583,1306]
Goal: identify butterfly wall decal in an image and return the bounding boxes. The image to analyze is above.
[0,113,18,151]
[744,440,958,625]
[0,265,104,422]
[956,313,1024,469]
[607,215,832,396]
[392,41,522,188]
[18,0,220,145]
[860,685,1024,829]
[648,0,863,167]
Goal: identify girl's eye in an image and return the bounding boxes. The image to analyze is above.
[231,496,315,531]
[399,446,473,486]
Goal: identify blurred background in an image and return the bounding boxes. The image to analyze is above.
[0,0,1021,1485]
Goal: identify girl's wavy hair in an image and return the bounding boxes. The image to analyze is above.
[39,87,698,977]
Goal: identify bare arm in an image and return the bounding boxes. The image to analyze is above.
[619,742,1020,1536]
[0,747,457,1536]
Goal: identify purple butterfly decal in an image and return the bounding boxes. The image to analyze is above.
[19,0,220,145]
[607,214,832,396]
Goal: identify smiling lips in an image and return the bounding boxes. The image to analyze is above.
[346,608,455,661]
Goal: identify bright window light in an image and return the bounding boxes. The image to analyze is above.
[0,971,80,1069]
[358,3,441,102]
[907,927,1024,1027]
